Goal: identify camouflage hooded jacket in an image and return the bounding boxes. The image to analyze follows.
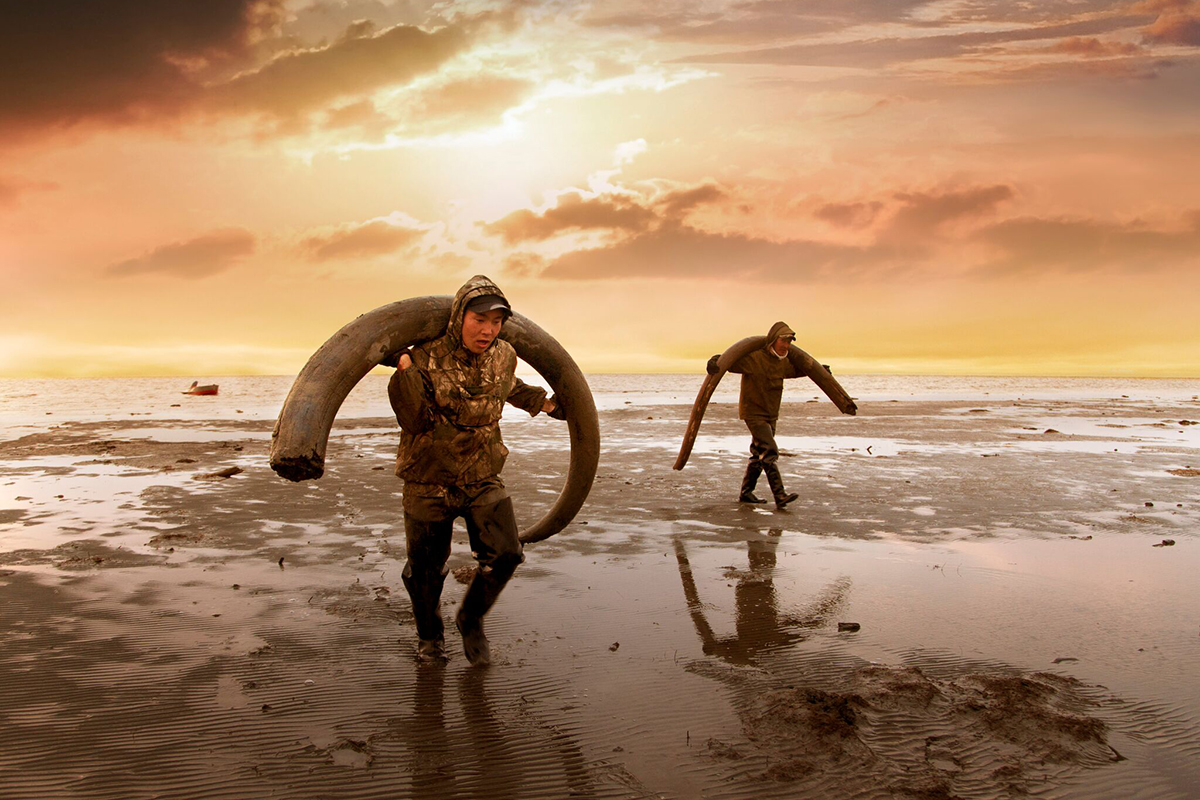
[727,321,805,421]
[388,275,548,487]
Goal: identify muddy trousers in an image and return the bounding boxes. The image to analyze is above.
[743,418,789,503]
[401,497,524,642]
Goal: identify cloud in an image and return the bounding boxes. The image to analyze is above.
[321,99,395,139]
[814,201,884,228]
[212,22,469,121]
[0,176,58,207]
[541,221,894,282]
[482,178,729,245]
[586,1,933,44]
[301,216,427,261]
[888,185,1014,234]
[483,192,660,244]
[1142,5,1200,45]
[810,185,1011,233]
[106,228,255,278]
[1045,37,1144,57]
[674,16,1151,68]
[934,1,1137,25]
[539,203,1200,284]
[0,0,284,138]
[501,252,548,278]
[395,74,535,135]
[976,213,1200,274]
[0,4,480,140]
[654,182,726,217]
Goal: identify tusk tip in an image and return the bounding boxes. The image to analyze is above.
[270,455,325,482]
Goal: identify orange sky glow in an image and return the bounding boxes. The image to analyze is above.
[2,0,1199,378]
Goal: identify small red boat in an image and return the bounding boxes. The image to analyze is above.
[183,381,219,396]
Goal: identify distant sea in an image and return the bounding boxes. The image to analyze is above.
[3,374,1200,440]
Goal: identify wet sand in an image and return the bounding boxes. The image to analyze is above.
[2,395,1199,799]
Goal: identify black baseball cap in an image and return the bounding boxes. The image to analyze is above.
[465,294,511,316]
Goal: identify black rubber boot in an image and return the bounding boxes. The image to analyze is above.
[739,463,767,503]
[455,561,517,666]
[403,564,448,662]
[764,464,798,510]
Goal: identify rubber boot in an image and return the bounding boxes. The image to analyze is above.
[403,564,448,662]
[455,561,517,666]
[739,463,767,504]
[764,464,799,510]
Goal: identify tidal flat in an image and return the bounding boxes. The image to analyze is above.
[1,383,1198,799]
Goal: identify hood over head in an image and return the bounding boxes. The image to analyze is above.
[765,321,795,347]
[446,274,510,351]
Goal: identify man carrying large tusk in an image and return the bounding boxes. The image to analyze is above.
[706,321,857,510]
[388,275,564,665]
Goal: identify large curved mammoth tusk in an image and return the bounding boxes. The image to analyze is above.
[673,336,856,471]
[269,296,599,545]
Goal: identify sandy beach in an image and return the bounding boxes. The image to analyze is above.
[2,378,1199,799]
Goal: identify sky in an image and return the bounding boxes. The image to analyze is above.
[2,0,1199,378]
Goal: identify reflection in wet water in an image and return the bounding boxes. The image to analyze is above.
[407,665,456,797]
[673,529,851,667]
[392,666,598,800]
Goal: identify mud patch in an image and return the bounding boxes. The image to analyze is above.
[147,529,222,548]
[743,687,871,782]
[698,663,1117,797]
[0,539,167,570]
[307,583,407,624]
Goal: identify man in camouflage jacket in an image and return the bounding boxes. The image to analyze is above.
[389,275,562,665]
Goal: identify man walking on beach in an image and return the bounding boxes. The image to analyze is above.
[707,321,855,509]
[388,275,562,665]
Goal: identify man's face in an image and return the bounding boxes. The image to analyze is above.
[462,308,505,354]
[772,336,791,356]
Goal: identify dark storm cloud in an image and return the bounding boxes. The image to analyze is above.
[301,220,426,261]
[106,229,256,278]
[0,2,478,139]
[0,0,284,136]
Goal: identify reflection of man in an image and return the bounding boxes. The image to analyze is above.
[389,275,563,665]
[708,321,856,509]
[673,530,799,665]
[674,529,853,666]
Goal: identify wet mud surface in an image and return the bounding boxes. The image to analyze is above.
[1,396,1199,799]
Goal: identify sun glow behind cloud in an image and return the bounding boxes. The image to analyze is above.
[1,0,1199,377]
